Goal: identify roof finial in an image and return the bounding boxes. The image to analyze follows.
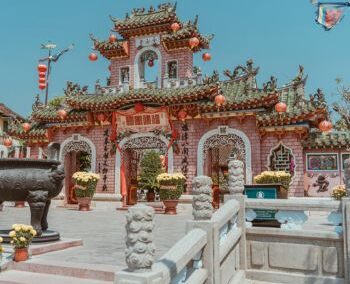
[194,15,198,26]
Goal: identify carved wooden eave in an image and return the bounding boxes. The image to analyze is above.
[258,124,309,140]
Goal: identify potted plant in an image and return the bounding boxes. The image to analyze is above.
[138,150,163,202]
[253,171,291,199]
[9,224,37,262]
[332,185,347,200]
[157,172,186,214]
[72,171,100,211]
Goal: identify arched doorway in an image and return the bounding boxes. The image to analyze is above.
[197,127,252,185]
[134,46,162,89]
[59,134,96,204]
[115,133,174,204]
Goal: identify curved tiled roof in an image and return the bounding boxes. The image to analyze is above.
[302,131,350,149]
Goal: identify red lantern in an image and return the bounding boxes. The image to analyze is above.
[189,37,200,49]
[109,34,117,43]
[3,138,12,147]
[89,53,98,61]
[39,72,46,78]
[22,122,31,133]
[171,22,180,32]
[319,120,333,132]
[214,94,226,106]
[202,53,211,62]
[275,102,287,113]
[97,113,106,122]
[57,109,67,120]
[134,103,145,113]
[37,64,47,72]
[178,110,187,121]
[39,83,46,90]
[39,78,46,84]
[148,59,154,67]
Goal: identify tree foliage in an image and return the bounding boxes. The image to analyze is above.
[333,78,350,131]
[138,150,163,191]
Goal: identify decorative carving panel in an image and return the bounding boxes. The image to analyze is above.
[62,141,92,157]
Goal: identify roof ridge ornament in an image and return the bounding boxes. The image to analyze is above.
[310,88,327,109]
[203,70,219,85]
[263,76,277,93]
[223,59,259,80]
[292,65,307,86]
[32,94,44,112]
[64,81,88,97]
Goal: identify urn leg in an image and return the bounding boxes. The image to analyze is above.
[27,191,48,236]
[41,200,51,231]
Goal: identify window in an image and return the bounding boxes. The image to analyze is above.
[167,61,178,79]
[120,67,130,84]
[341,153,350,170]
[307,154,338,171]
[269,143,295,176]
[3,120,8,133]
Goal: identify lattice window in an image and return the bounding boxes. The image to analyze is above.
[269,143,295,176]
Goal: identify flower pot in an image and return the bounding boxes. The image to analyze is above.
[212,184,220,209]
[146,189,155,202]
[15,201,25,208]
[14,247,29,262]
[76,197,92,211]
[163,200,179,215]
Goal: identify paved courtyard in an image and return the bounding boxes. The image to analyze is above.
[0,200,335,268]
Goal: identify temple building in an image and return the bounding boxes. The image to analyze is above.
[9,3,350,204]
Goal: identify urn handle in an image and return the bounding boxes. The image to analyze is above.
[47,143,60,161]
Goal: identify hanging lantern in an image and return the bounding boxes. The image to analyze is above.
[275,102,287,113]
[57,109,67,119]
[109,34,117,43]
[39,72,46,78]
[171,22,180,32]
[37,64,47,72]
[189,37,200,49]
[3,138,12,147]
[39,78,46,84]
[22,122,31,133]
[319,120,333,133]
[148,59,154,67]
[89,53,98,61]
[134,103,145,113]
[97,113,106,122]
[214,94,226,106]
[39,83,46,90]
[178,109,187,121]
[202,53,211,62]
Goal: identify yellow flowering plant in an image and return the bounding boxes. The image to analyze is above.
[254,171,291,190]
[72,172,100,198]
[157,173,186,200]
[9,224,37,249]
[332,185,347,200]
[0,236,4,255]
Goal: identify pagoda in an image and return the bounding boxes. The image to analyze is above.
[9,3,350,204]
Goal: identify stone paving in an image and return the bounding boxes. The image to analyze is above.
[0,200,334,268]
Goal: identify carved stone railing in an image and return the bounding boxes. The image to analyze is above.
[245,198,342,233]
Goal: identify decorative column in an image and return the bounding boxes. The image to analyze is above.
[344,158,350,197]
[192,176,213,220]
[228,156,245,195]
[125,204,156,272]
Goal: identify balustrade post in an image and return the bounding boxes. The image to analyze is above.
[115,204,163,284]
[224,156,247,271]
[186,175,215,284]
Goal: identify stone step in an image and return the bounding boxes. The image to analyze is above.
[8,259,122,282]
[0,270,112,284]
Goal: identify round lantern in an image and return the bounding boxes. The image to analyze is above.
[97,113,106,122]
[39,83,46,90]
[214,94,226,106]
[3,138,12,147]
[134,103,145,113]
[319,120,333,133]
[189,37,200,49]
[37,64,47,72]
[57,109,67,119]
[22,122,31,133]
[89,53,98,61]
[171,22,180,32]
[178,109,187,121]
[109,34,117,43]
[39,78,46,84]
[275,102,287,113]
[148,59,154,67]
[202,53,211,62]
[39,72,46,78]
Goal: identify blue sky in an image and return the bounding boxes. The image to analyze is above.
[0,0,349,117]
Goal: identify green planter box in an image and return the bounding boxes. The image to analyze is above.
[244,184,288,226]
